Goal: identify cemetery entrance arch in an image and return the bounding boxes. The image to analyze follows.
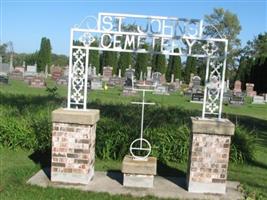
[67,12,228,119]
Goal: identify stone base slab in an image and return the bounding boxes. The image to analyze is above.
[123,174,154,188]
[52,108,100,125]
[188,181,226,194]
[122,155,157,175]
[27,169,243,200]
[51,168,94,185]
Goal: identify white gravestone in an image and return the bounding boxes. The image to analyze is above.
[171,74,174,83]
[146,66,152,81]
[252,95,265,104]
[27,65,37,73]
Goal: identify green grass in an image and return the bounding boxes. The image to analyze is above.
[1,79,267,120]
[1,79,267,199]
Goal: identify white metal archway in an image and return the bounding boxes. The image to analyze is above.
[67,12,228,120]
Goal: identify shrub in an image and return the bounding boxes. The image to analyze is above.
[0,93,256,164]
[230,125,256,163]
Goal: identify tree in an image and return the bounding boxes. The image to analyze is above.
[237,32,267,93]
[118,52,131,76]
[166,50,182,82]
[151,44,166,74]
[102,51,117,74]
[51,54,68,66]
[184,56,197,83]
[37,37,52,72]
[204,8,241,73]
[135,44,149,79]
[89,40,100,74]
[25,51,39,65]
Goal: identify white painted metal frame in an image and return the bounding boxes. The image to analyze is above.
[130,87,155,160]
[67,12,228,120]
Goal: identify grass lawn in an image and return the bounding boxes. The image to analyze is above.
[0,79,267,199]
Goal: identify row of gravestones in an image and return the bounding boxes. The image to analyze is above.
[0,64,47,88]
[88,66,180,95]
[230,80,267,104]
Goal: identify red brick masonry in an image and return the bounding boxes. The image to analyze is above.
[187,117,235,194]
[51,108,99,184]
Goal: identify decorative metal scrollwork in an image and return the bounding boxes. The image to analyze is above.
[70,48,86,106]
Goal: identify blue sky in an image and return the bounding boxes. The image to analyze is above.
[1,0,266,55]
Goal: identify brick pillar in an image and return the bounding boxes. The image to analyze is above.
[51,108,100,184]
[187,117,235,194]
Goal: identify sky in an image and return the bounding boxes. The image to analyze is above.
[0,0,266,55]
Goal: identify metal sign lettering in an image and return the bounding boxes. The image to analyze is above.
[67,12,228,120]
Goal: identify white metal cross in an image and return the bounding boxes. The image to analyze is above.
[130,86,155,160]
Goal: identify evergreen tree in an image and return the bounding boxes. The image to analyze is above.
[151,44,166,74]
[118,52,131,76]
[184,56,197,83]
[89,40,100,74]
[102,50,117,74]
[37,37,52,72]
[172,55,182,80]
[166,50,182,82]
[135,44,148,79]
[166,56,173,82]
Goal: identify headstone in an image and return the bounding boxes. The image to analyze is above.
[9,69,24,80]
[9,54,14,72]
[246,83,256,97]
[233,80,242,95]
[146,66,152,81]
[223,91,233,105]
[118,69,121,78]
[191,93,204,103]
[191,76,202,93]
[102,66,113,81]
[14,66,25,73]
[51,66,63,80]
[153,85,169,95]
[90,77,103,90]
[252,95,265,104]
[264,94,267,103]
[230,95,244,105]
[139,71,143,81]
[0,72,9,84]
[152,72,161,86]
[189,73,194,88]
[171,74,174,83]
[108,76,123,87]
[88,65,92,76]
[123,68,137,96]
[27,64,37,73]
[56,76,68,85]
[92,66,96,77]
[30,76,46,88]
[0,60,11,74]
[226,79,230,90]
[124,68,135,88]
[63,66,69,77]
[160,74,166,84]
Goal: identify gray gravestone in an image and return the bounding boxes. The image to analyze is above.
[153,86,169,95]
[152,72,161,86]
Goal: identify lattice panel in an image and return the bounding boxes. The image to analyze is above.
[68,48,87,109]
[203,58,224,117]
